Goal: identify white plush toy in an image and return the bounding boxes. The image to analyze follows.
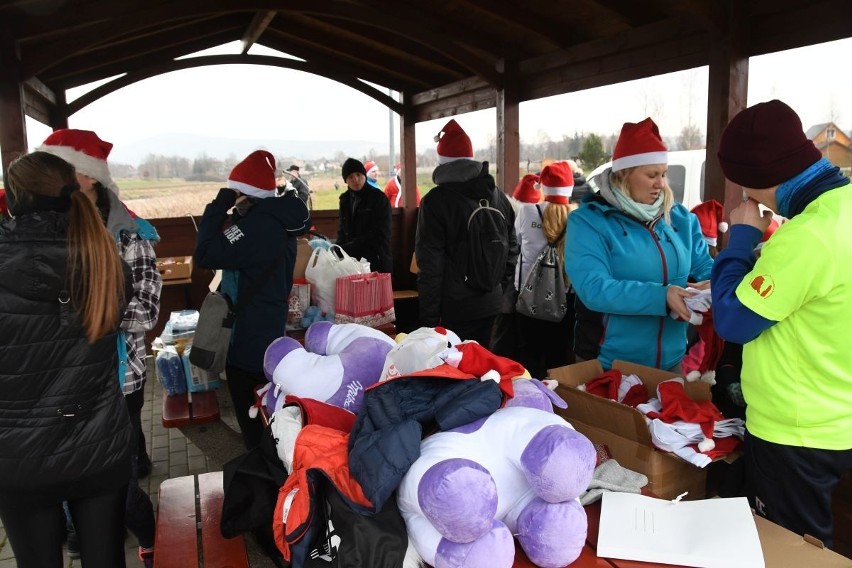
[397,380,597,568]
[258,321,396,416]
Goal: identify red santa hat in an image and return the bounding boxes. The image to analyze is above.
[228,150,278,199]
[364,160,379,176]
[512,174,541,203]
[38,129,119,193]
[753,217,781,253]
[611,117,668,172]
[652,378,724,452]
[0,189,7,217]
[435,119,474,164]
[690,200,729,247]
[684,308,725,385]
[540,161,574,204]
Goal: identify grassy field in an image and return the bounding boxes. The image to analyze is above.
[120,172,437,218]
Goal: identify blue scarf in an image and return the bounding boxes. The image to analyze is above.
[776,158,848,218]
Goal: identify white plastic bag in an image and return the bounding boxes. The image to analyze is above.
[304,244,367,314]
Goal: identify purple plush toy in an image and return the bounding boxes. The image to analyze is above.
[397,380,597,568]
[260,321,395,415]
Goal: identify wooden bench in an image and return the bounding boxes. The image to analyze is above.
[162,390,220,428]
[154,471,248,568]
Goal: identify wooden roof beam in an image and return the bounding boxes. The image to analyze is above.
[241,10,277,54]
[63,54,403,117]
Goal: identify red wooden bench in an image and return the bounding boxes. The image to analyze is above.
[161,390,220,428]
[154,471,248,568]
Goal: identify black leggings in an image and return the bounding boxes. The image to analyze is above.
[225,365,268,449]
[0,485,128,568]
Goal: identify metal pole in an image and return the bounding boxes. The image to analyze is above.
[388,88,396,180]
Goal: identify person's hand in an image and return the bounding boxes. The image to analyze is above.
[689,280,710,291]
[729,198,772,233]
[666,285,695,321]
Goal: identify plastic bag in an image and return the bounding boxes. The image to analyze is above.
[304,244,367,314]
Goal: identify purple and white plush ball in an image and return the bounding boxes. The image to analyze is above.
[261,322,395,414]
[398,406,596,568]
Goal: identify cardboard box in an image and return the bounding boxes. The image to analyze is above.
[157,255,193,281]
[294,238,312,280]
[549,359,713,501]
[755,515,852,567]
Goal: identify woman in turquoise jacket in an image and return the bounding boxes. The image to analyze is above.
[565,118,713,371]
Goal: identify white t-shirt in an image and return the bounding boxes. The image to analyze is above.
[513,202,550,288]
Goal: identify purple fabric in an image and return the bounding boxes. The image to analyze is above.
[324,336,393,412]
[520,425,596,502]
[262,336,303,380]
[516,497,586,568]
[303,320,332,354]
[418,459,497,543]
[505,379,567,411]
[435,519,514,568]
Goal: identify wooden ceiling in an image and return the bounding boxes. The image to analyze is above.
[3,0,851,128]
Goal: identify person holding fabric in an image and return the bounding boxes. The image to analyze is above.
[336,157,393,274]
[513,161,577,378]
[0,151,133,568]
[38,128,160,566]
[195,150,311,448]
[565,117,713,372]
[712,99,852,548]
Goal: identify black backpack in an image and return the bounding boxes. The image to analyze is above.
[457,190,509,292]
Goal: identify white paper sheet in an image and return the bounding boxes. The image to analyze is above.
[597,492,765,568]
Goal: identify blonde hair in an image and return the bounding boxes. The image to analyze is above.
[611,166,674,223]
[541,201,576,269]
[7,152,125,342]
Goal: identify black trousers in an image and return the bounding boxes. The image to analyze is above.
[442,315,496,347]
[0,484,127,568]
[226,365,268,449]
[745,430,852,548]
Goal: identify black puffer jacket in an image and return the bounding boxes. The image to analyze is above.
[0,212,132,498]
[337,184,393,274]
[415,160,519,326]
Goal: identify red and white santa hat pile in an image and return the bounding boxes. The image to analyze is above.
[228,150,278,199]
[611,117,668,172]
[540,161,574,205]
[690,200,729,247]
[435,119,474,164]
[38,129,119,194]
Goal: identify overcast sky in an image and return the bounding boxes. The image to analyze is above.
[24,37,852,157]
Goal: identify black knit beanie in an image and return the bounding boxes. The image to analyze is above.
[341,158,367,180]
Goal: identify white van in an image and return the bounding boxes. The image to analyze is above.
[586,149,706,210]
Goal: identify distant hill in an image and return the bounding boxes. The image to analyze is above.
[109,132,389,166]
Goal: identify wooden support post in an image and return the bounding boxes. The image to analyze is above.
[496,60,519,194]
[0,36,28,180]
[705,5,749,226]
[399,97,419,291]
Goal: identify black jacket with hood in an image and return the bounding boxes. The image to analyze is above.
[195,189,311,373]
[0,211,133,499]
[337,184,393,274]
[415,160,519,326]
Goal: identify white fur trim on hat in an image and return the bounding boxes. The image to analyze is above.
[703,235,718,247]
[541,184,574,198]
[437,155,476,165]
[611,151,668,172]
[37,144,119,194]
[228,180,275,199]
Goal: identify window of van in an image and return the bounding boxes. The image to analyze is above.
[668,165,685,203]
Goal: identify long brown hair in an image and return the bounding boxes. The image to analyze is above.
[7,152,125,342]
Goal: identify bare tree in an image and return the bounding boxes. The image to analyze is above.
[677,124,705,150]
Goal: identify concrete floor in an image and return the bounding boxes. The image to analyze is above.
[0,359,280,568]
